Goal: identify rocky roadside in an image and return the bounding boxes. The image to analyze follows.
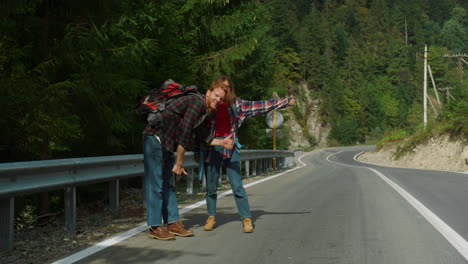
[358,136,467,173]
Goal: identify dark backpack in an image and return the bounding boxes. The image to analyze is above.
[136,79,200,127]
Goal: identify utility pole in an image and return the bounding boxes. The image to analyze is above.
[427,64,441,107]
[423,44,428,129]
[405,16,408,46]
[438,87,455,103]
[444,53,468,82]
[272,92,279,170]
[442,53,467,104]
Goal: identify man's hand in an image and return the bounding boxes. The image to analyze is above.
[172,163,188,176]
[173,144,187,175]
[222,135,234,149]
[288,97,296,106]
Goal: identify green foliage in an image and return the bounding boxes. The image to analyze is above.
[379,130,408,145]
[440,6,468,53]
[15,205,36,231]
[368,126,384,143]
[329,118,360,146]
[273,48,302,90]
[440,79,468,136]
[1,0,466,161]
[378,93,400,128]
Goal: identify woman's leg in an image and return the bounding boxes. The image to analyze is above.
[205,146,223,216]
[226,150,251,219]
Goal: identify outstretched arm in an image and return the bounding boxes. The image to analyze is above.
[237,96,294,120]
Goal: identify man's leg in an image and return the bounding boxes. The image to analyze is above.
[161,151,179,224]
[143,135,164,227]
[143,135,175,240]
[162,151,194,237]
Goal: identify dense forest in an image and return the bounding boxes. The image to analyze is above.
[1,0,466,162]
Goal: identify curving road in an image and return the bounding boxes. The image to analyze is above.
[58,146,468,264]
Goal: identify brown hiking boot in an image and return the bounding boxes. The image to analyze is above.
[167,221,194,237]
[204,216,217,231]
[149,226,175,240]
[242,218,254,233]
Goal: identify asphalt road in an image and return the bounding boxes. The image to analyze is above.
[62,146,468,264]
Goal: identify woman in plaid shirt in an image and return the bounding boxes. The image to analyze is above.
[203,76,295,233]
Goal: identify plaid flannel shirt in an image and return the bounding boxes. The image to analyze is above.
[205,97,291,161]
[143,93,212,153]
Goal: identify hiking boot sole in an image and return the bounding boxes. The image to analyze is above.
[168,231,194,237]
[204,224,217,231]
[149,234,176,240]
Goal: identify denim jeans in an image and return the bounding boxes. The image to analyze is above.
[205,145,251,219]
[143,135,180,226]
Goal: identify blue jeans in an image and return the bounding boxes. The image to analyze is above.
[205,145,251,219]
[143,135,180,226]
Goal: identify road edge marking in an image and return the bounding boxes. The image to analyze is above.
[368,167,468,261]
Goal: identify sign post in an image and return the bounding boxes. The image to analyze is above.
[265,92,282,169]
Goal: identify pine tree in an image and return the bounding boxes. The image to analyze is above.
[440,6,468,53]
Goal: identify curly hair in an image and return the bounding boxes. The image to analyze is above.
[210,75,237,105]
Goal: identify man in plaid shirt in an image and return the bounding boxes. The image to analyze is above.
[202,76,295,233]
[143,80,234,241]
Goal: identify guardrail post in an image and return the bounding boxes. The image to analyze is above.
[64,186,76,233]
[245,161,250,178]
[252,160,257,176]
[108,180,119,216]
[218,167,223,185]
[0,197,14,251]
[187,169,194,195]
[278,157,284,169]
[239,160,242,178]
[142,175,146,209]
[201,168,206,189]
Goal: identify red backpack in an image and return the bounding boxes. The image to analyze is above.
[136,79,200,127]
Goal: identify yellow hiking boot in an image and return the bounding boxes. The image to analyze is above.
[204,216,217,231]
[242,217,254,233]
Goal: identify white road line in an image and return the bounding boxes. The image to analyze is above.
[326,150,468,262]
[52,152,312,264]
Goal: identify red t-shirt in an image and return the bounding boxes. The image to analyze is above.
[215,102,231,137]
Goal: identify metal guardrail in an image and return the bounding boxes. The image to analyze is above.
[0,149,296,251]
